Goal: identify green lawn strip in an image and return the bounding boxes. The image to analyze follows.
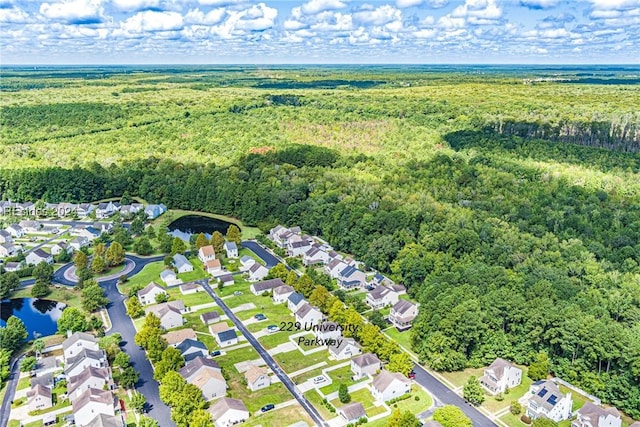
[330,387,380,418]
[220,292,265,309]
[559,384,590,412]
[17,375,31,390]
[304,390,336,420]
[215,346,261,373]
[439,367,486,388]
[176,257,208,282]
[391,385,433,414]
[499,411,529,427]
[292,366,327,384]
[27,391,71,416]
[319,365,367,395]
[10,286,82,309]
[383,327,413,354]
[119,261,165,294]
[297,334,321,352]
[274,350,337,374]
[244,405,314,427]
[257,331,294,350]
[24,420,43,427]
[480,372,532,414]
[227,380,292,413]
[165,287,213,307]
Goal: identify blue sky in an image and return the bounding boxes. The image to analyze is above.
[0,0,638,64]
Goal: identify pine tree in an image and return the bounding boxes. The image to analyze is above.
[226,225,242,245]
[209,231,224,254]
[195,233,208,250]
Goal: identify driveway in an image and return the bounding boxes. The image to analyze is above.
[241,241,280,268]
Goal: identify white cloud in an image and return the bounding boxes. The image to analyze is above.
[309,11,353,31]
[452,0,501,20]
[352,4,401,25]
[198,0,244,6]
[438,15,465,29]
[519,0,560,9]
[111,0,159,12]
[284,19,307,30]
[120,10,183,33]
[184,8,226,25]
[396,0,423,7]
[413,28,437,38]
[39,0,105,24]
[301,0,346,15]
[0,6,30,23]
[587,0,640,10]
[235,2,277,30]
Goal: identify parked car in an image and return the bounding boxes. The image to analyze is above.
[408,370,416,379]
[233,291,243,296]
[313,376,326,384]
[267,325,279,333]
[210,350,221,357]
[254,313,267,321]
[261,404,275,412]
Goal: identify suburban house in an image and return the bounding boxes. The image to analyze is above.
[244,365,270,391]
[63,332,99,360]
[0,243,17,258]
[205,259,222,275]
[92,222,114,234]
[272,284,295,303]
[76,203,96,218]
[26,248,53,265]
[314,321,342,341]
[215,329,239,347]
[145,301,186,330]
[70,226,101,241]
[160,269,181,286]
[6,224,24,238]
[218,274,234,287]
[351,353,382,380]
[371,370,412,402]
[269,225,302,248]
[19,220,41,233]
[30,373,54,390]
[64,349,108,377]
[69,237,90,252]
[190,367,227,401]
[239,255,256,271]
[207,397,249,427]
[572,402,622,427]
[248,262,269,282]
[389,300,418,330]
[365,286,399,309]
[144,204,167,220]
[51,242,72,255]
[223,241,238,258]
[0,229,12,244]
[173,254,194,273]
[329,338,361,360]
[287,237,312,257]
[325,259,348,279]
[480,358,522,395]
[71,388,117,426]
[370,273,393,287]
[198,245,216,263]
[295,303,323,326]
[176,339,209,362]
[302,247,330,266]
[95,202,117,219]
[338,402,367,424]
[67,366,112,401]
[27,384,53,412]
[57,203,78,217]
[200,311,221,325]
[250,278,285,296]
[85,414,121,427]
[287,292,305,313]
[4,261,22,272]
[526,380,573,422]
[137,282,167,306]
[180,282,203,295]
[162,328,197,346]
[337,265,367,289]
[179,357,222,383]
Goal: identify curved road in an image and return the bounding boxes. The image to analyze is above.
[0,355,25,427]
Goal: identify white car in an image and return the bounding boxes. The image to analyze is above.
[313,376,326,384]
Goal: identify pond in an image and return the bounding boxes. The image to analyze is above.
[0,298,66,339]
[167,214,240,241]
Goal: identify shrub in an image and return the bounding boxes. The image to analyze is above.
[510,401,522,415]
[520,414,532,424]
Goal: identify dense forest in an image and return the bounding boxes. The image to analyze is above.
[0,66,639,417]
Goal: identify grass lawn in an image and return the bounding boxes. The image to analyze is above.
[499,411,529,427]
[165,287,213,307]
[331,387,382,418]
[304,390,336,420]
[393,385,433,414]
[274,349,334,374]
[319,365,367,395]
[245,405,314,427]
[17,376,31,390]
[383,327,414,354]
[119,261,165,294]
[559,384,590,412]
[238,247,265,265]
[10,286,82,309]
[215,346,260,373]
[440,366,486,388]
[227,381,292,413]
[482,374,532,413]
[293,366,328,384]
[176,257,208,282]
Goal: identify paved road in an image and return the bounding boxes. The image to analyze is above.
[241,241,280,268]
[413,363,498,427]
[201,280,327,427]
[0,355,25,427]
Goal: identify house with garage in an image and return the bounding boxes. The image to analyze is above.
[389,300,418,330]
[480,358,522,395]
[287,292,305,313]
[3,261,22,272]
[250,278,285,296]
[365,286,399,309]
[95,202,117,219]
[295,302,323,327]
[198,245,216,263]
[27,384,53,412]
[572,402,622,427]
[190,368,228,401]
[177,339,209,362]
[77,203,96,218]
[162,328,197,347]
[526,380,573,422]
[6,224,24,238]
[325,259,348,279]
[92,222,114,234]
[160,269,181,286]
[180,282,203,295]
[244,365,271,391]
[65,349,108,377]
[173,254,193,273]
[67,366,113,401]
[137,282,167,306]
[215,329,239,348]
[205,259,223,275]
[69,237,90,252]
[72,388,117,426]
[338,402,366,424]
[63,332,100,360]
[0,243,17,258]
[303,247,330,266]
[248,262,269,282]
[337,265,367,289]
[200,311,221,325]
[287,237,313,257]
[145,301,185,330]
[19,220,41,233]
[0,230,12,244]
[26,248,54,266]
[144,204,167,220]
[218,274,234,287]
[329,338,361,360]
[371,370,412,402]
[57,203,78,217]
[207,397,249,427]
[223,241,238,258]
[179,357,222,382]
[239,255,256,271]
[85,414,121,427]
[351,353,382,380]
[272,284,295,303]
[51,242,72,256]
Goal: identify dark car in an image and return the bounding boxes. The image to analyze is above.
[210,350,221,357]
[261,404,275,412]
[254,313,267,321]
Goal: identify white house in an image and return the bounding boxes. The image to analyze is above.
[198,245,216,263]
[389,300,418,330]
[287,238,312,257]
[572,402,622,427]
[27,385,53,412]
[314,321,342,341]
[176,339,209,362]
[526,380,573,423]
[338,402,366,424]
[200,311,221,325]
[0,243,17,258]
[173,254,194,273]
[26,248,54,266]
[179,282,203,295]
[6,224,25,238]
[67,366,112,401]
[365,286,399,309]
[145,301,185,330]
[287,292,305,313]
[51,242,72,256]
[18,220,41,233]
[218,274,234,287]
[244,365,271,391]
[303,247,330,266]
[295,303,323,326]
[223,241,238,258]
[325,259,348,279]
[272,284,295,303]
[76,203,96,218]
[137,282,167,306]
[371,370,411,402]
[63,332,99,360]
[329,338,361,360]
[144,204,167,220]
[215,329,239,348]
[248,263,269,282]
[207,398,249,427]
[160,269,181,286]
[337,265,367,289]
[205,259,222,275]
[95,202,117,219]
[71,388,116,427]
[64,349,108,377]
[162,328,197,347]
[0,230,12,244]
[480,358,522,395]
[351,353,382,380]
[239,255,255,271]
[250,278,285,296]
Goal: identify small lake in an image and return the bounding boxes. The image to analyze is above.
[0,298,66,339]
[167,215,240,242]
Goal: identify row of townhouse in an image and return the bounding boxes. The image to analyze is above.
[1,199,167,220]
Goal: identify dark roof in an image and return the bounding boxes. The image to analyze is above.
[392,299,416,315]
[339,402,366,421]
[31,372,54,389]
[176,339,207,353]
[219,273,234,282]
[201,311,220,322]
[288,292,304,305]
[179,356,221,379]
[340,265,358,278]
[31,248,51,259]
[218,329,238,342]
[252,278,285,292]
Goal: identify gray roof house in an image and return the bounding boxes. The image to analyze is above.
[338,402,366,424]
[250,278,285,296]
[173,254,194,273]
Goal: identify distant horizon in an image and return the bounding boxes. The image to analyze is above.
[2,63,640,67]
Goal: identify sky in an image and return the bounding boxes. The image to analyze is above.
[0,0,639,64]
